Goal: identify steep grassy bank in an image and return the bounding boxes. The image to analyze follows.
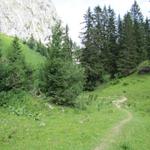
[0,33,45,69]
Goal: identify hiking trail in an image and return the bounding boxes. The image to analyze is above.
[94,96,132,150]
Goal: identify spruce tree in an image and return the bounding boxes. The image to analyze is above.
[6,37,28,90]
[117,15,123,47]
[36,40,47,56]
[72,42,82,63]
[27,34,37,50]
[62,25,73,61]
[145,18,150,60]
[106,6,118,78]
[42,22,84,105]
[81,7,103,90]
[130,1,147,63]
[117,13,137,76]
[0,39,4,91]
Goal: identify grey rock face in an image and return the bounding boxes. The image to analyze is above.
[0,0,58,44]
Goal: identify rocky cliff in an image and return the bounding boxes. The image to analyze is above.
[0,0,58,44]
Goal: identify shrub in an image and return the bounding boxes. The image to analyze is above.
[137,60,150,74]
[0,90,26,107]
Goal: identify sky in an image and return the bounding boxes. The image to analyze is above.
[53,0,150,44]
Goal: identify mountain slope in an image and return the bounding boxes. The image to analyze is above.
[0,33,45,69]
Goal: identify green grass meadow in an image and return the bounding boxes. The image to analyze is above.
[0,34,150,150]
[0,74,150,150]
[0,33,45,69]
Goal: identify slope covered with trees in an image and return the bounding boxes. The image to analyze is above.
[0,22,84,106]
[81,1,150,90]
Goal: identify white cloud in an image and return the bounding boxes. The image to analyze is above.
[53,0,150,44]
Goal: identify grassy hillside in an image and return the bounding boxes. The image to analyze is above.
[0,33,150,150]
[0,33,45,69]
[94,74,150,150]
[0,74,150,150]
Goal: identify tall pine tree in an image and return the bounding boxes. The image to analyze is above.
[130,1,147,63]
[106,6,118,78]
[81,7,103,90]
[117,13,138,76]
[62,25,73,61]
[42,22,84,105]
[144,18,150,60]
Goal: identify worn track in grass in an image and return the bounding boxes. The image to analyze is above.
[94,97,132,150]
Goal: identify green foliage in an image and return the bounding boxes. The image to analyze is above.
[117,13,138,76]
[0,36,35,102]
[75,94,98,110]
[62,25,73,61]
[0,90,25,107]
[36,41,48,57]
[0,33,45,69]
[81,1,149,87]
[5,37,29,90]
[137,60,150,74]
[42,60,84,105]
[41,22,84,105]
[26,35,48,57]
[81,7,104,91]
[27,34,37,50]
[0,72,150,150]
[0,33,46,93]
[130,1,147,63]
[144,18,150,60]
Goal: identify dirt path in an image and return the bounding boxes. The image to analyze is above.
[94,96,132,150]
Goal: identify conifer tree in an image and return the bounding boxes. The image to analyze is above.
[117,13,137,76]
[117,15,123,46]
[62,25,73,61]
[130,1,147,63]
[42,22,84,105]
[36,40,47,56]
[0,39,4,91]
[6,37,28,90]
[145,18,150,60]
[106,6,118,78]
[27,34,37,50]
[81,7,103,90]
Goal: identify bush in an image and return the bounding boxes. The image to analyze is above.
[137,60,150,74]
[0,90,26,107]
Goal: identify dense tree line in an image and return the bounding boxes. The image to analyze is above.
[0,22,84,106]
[81,1,150,90]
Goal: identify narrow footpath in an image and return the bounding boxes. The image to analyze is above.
[94,96,132,150]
